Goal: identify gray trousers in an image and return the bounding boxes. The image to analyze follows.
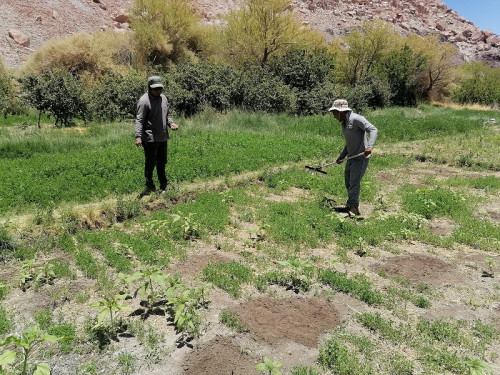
[345,157,370,208]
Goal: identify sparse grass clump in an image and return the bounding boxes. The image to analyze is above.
[202,261,253,297]
[319,270,383,305]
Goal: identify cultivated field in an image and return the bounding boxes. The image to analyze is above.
[0,105,499,375]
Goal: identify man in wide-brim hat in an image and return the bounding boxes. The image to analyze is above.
[329,99,378,216]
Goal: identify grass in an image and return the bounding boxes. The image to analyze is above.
[0,106,499,374]
[202,261,253,297]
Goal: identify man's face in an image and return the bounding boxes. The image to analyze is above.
[332,110,345,122]
[150,87,163,97]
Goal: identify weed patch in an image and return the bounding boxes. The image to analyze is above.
[202,261,253,297]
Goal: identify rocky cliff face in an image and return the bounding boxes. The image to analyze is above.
[1,0,499,68]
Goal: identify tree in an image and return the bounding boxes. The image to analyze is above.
[406,33,460,100]
[21,69,88,127]
[453,62,500,105]
[218,0,324,67]
[377,44,428,106]
[331,20,400,86]
[130,0,209,69]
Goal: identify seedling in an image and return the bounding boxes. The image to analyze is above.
[255,357,282,375]
[90,293,131,328]
[16,261,56,291]
[0,324,62,375]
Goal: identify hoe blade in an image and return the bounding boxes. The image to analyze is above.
[305,165,327,174]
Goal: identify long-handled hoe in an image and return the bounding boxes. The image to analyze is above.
[305,152,365,174]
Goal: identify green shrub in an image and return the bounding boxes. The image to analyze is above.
[239,67,296,113]
[0,58,15,118]
[88,71,146,122]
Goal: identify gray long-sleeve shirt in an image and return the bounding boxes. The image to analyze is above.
[339,112,378,159]
[135,92,174,143]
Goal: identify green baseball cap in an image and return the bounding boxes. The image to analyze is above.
[148,76,164,89]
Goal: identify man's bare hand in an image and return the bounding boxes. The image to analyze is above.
[364,147,372,157]
[171,123,179,131]
[135,138,142,147]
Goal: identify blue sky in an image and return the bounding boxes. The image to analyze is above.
[442,0,500,35]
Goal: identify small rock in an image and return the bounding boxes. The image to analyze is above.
[8,29,30,47]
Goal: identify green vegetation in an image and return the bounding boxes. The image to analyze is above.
[0,87,499,372]
[202,261,253,297]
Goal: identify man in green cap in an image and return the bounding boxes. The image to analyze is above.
[135,76,179,196]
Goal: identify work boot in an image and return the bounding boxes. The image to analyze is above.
[348,206,361,216]
[334,205,351,213]
[137,186,155,199]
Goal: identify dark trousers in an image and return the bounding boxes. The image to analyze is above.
[345,157,370,208]
[143,141,167,190]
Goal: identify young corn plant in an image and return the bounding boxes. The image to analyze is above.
[0,324,62,375]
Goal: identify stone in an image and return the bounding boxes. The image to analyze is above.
[7,29,30,47]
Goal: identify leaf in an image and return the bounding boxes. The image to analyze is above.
[33,363,51,375]
[0,350,16,366]
[40,333,60,343]
[255,363,268,371]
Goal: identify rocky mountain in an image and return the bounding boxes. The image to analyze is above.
[1,0,499,68]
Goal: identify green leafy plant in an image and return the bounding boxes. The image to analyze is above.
[125,268,176,308]
[172,213,200,240]
[255,357,282,375]
[90,293,131,328]
[0,324,61,375]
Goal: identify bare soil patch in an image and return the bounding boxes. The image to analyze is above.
[231,296,342,348]
[183,336,259,375]
[372,254,464,287]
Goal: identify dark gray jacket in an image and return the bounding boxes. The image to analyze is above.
[339,112,378,159]
[135,92,174,143]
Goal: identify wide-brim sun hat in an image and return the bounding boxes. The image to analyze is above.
[148,76,164,89]
[328,99,351,112]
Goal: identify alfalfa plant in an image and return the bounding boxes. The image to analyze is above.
[0,324,62,375]
[255,357,282,375]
